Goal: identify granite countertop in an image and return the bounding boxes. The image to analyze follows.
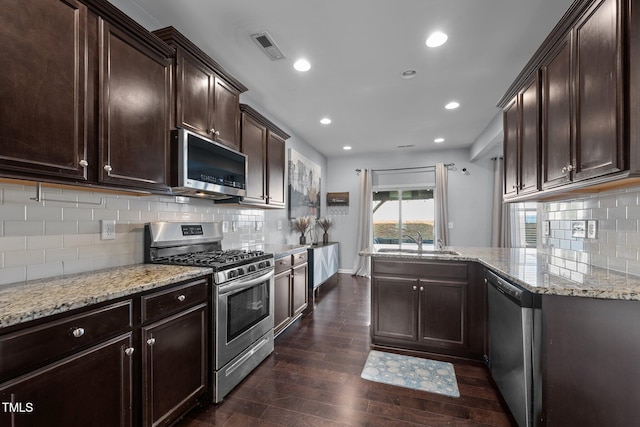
[0,264,212,329]
[264,244,309,259]
[361,246,640,301]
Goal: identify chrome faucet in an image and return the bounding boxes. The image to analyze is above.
[403,231,423,252]
[437,238,445,250]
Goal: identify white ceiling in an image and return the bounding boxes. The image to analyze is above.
[116,0,575,158]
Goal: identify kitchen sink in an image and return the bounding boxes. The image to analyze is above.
[376,248,460,256]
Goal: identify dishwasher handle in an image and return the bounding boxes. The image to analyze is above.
[486,270,534,308]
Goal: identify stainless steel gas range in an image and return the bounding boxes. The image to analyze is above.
[144,221,275,403]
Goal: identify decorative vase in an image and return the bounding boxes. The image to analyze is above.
[323,232,329,244]
[299,235,306,245]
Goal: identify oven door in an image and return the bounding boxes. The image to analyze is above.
[214,269,274,369]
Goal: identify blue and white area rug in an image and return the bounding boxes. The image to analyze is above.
[361,350,460,398]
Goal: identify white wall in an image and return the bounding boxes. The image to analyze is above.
[326,148,495,273]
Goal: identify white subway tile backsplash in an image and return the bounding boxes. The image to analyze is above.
[0,183,268,284]
[540,186,640,275]
[5,250,44,267]
[4,221,44,236]
[27,262,63,281]
[0,204,26,220]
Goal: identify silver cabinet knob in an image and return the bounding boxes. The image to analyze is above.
[420,286,424,291]
[72,327,85,338]
[562,166,567,174]
[124,347,135,356]
[177,294,186,302]
[147,338,156,346]
[104,164,112,174]
[79,160,88,168]
[209,128,220,136]
[567,164,575,172]
[412,285,417,291]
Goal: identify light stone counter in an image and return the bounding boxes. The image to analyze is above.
[361,246,640,301]
[0,264,212,329]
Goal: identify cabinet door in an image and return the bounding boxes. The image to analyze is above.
[542,33,573,189]
[0,0,89,181]
[99,20,171,190]
[519,74,540,195]
[176,51,214,138]
[503,98,519,198]
[212,76,241,150]
[573,0,624,181]
[267,132,286,206]
[371,277,418,341]
[419,280,467,350]
[273,271,292,335]
[0,334,133,427]
[241,114,267,204]
[292,263,308,316]
[142,304,207,427]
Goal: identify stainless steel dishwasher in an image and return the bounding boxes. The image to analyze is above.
[487,270,541,427]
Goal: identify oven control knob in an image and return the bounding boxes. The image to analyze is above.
[248,265,257,272]
[228,270,237,279]
[258,262,265,269]
[237,268,245,276]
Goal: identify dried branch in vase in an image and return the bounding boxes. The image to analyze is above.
[294,216,313,234]
[317,217,333,232]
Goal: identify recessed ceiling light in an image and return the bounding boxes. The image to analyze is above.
[445,101,460,110]
[293,58,311,72]
[434,138,445,143]
[400,69,418,79]
[343,146,352,150]
[320,117,332,125]
[426,31,448,48]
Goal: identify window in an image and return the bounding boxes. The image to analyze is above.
[512,202,537,248]
[373,188,435,249]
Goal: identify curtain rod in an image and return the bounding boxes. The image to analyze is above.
[355,163,455,174]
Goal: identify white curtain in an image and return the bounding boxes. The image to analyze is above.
[491,157,512,247]
[435,163,449,246]
[353,169,372,277]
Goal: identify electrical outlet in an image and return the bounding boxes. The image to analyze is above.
[232,221,238,232]
[222,221,229,233]
[101,219,116,240]
[277,220,282,230]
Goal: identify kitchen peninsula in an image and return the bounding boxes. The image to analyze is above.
[362,246,640,426]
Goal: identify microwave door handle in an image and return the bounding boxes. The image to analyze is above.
[218,269,274,296]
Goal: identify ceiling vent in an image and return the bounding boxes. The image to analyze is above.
[251,31,286,61]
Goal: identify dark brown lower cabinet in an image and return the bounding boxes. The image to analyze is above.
[0,334,134,427]
[274,250,308,336]
[142,304,208,427]
[542,295,640,427]
[371,259,486,359]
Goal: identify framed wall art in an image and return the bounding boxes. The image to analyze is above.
[288,149,321,219]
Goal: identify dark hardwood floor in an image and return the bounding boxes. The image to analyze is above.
[177,273,515,426]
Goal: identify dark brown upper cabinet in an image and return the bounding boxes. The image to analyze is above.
[153,27,248,151]
[0,0,90,182]
[238,104,290,208]
[98,19,172,190]
[500,0,630,200]
[503,73,540,198]
[541,33,573,190]
[0,0,174,193]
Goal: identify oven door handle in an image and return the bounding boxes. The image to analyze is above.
[218,269,274,296]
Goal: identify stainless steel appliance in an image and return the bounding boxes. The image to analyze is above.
[487,270,542,427]
[170,128,248,200]
[144,221,274,403]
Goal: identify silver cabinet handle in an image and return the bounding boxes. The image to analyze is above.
[147,338,156,346]
[124,347,135,356]
[72,327,85,338]
[177,294,186,302]
[79,160,88,168]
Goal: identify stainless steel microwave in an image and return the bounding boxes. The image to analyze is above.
[170,128,247,200]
